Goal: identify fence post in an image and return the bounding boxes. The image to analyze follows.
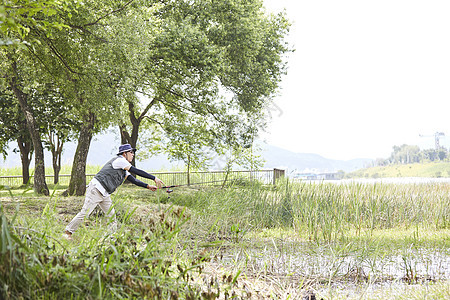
[273,168,285,185]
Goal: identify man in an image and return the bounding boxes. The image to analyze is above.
[63,144,164,240]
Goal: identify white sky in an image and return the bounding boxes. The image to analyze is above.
[261,0,450,160]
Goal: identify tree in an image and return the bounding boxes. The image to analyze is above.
[423,149,438,161]
[438,150,447,161]
[0,78,82,186]
[162,116,216,185]
[0,89,33,184]
[118,97,156,167]
[0,0,71,46]
[35,86,81,184]
[220,142,265,188]
[374,158,389,167]
[117,0,291,169]
[2,1,140,195]
[2,0,154,195]
[390,144,420,164]
[1,0,75,194]
[2,58,50,195]
[2,0,291,196]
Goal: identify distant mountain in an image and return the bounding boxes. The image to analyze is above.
[1,133,372,174]
[259,143,372,175]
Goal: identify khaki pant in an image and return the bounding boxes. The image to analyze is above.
[65,183,117,234]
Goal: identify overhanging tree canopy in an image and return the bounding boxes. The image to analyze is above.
[1,0,291,195]
[115,0,291,166]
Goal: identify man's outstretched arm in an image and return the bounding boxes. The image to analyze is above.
[128,166,164,187]
[126,174,157,191]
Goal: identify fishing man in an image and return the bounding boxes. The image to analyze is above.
[63,144,164,239]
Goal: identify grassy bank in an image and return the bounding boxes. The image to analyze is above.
[348,161,450,178]
[0,180,449,299]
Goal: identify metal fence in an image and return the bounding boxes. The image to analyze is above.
[0,168,285,188]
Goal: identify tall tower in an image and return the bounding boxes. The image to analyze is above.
[419,132,445,150]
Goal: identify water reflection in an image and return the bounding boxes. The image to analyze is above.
[219,242,450,283]
[295,177,450,185]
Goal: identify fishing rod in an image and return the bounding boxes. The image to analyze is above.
[160,180,225,193]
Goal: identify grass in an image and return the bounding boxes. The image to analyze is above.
[0,165,104,176]
[1,191,208,299]
[348,161,450,178]
[0,177,449,299]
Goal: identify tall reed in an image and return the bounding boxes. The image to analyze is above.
[170,179,449,242]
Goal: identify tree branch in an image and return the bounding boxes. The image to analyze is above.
[65,24,109,43]
[138,97,159,120]
[40,32,84,75]
[83,0,136,27]
[164,88,223,123]
[143,115,165,130]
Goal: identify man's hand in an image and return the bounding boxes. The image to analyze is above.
[147,185,158,191]
[154,177,164,188]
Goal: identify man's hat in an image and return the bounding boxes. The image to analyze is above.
[117,144,136,155]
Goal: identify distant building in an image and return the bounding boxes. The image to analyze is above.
[293,172,339,180]
[293,173,318,180]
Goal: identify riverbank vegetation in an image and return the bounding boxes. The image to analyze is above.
[347,161,450,179]
[1,178,449,299]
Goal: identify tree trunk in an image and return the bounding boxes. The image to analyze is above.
[16,136,33,185]
[8,61,49,195]
[49,133,64,184]
[119,124,128,145]
[221,161,233,189]
[119,106,141,167]
[119,128,139,167]
[119,99,156,167]
[118,125,134,184]
[187,154,191,186]
[52,148,61,184]
[67,112,95,196]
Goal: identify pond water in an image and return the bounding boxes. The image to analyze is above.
[223,243,449,282]
[295,177,450,185]
[213,240,450,298]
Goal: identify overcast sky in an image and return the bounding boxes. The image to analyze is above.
[3,1,450,168]
[261,0,450,160]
